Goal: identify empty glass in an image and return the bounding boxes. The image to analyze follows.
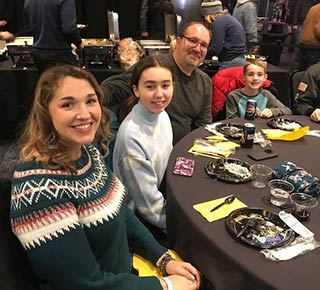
[250,164,273,188]
[290,193,318,221]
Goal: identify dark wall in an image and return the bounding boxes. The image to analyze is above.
[76,0,143,39]
[0,0,26,34]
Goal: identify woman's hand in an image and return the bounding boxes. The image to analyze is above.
[158,275,199,290]
[165,260,201,288]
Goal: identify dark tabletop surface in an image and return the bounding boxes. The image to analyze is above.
[166,115,320,290]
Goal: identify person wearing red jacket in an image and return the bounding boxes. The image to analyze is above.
[211,64,274,120]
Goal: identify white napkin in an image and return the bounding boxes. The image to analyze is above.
[261,236,320,261]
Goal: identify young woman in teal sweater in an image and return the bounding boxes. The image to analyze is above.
[10,65,200,290]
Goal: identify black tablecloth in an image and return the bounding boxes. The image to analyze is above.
[166,116,320,290]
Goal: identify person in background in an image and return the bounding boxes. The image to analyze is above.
[232,0,259,54]
[10,64,201,290]
[286,0,298,52]
[292,0,320,43]
[0,0,26,42]
[101,21,212,145]
[226,60,292,118]
[0,20,15,41]
[24,0,84,74]
[221,0,237,14]
[293,3,320,71]
[292,63,320,122]
[140,0,175,40]
[113,55,174,241]
[271,0,287,22]
[200,0,247,70]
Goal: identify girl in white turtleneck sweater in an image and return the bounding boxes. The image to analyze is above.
[113,55,174,234]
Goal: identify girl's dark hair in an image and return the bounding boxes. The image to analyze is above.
[119,55,174,121]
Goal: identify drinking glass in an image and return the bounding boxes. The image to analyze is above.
[268,179,294,206]
[250,164,273,188]
[290,193,318,221]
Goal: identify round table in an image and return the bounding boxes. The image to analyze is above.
[166,115,320,290]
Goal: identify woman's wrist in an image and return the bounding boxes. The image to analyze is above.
[159,277,173,290]
[156,251,175,276]
[159,277,167,290]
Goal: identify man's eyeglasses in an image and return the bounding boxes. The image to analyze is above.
[181,35,209,50]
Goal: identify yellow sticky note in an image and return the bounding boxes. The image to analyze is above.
[193,195,247,222]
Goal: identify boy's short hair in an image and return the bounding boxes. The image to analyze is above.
[243,59,267,74]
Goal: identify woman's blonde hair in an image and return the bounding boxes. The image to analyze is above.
[19,65,112,173]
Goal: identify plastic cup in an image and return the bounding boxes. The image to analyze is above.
[290,193,318,220]
[250,164,273,188]
[268,179,294,207]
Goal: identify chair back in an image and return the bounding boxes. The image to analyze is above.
[290,70,306,107]
[0,177,39,290]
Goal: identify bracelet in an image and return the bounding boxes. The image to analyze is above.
[162,277,173,290]
[156,252,175,276]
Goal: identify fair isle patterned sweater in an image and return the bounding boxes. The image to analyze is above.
[10,145,166,290]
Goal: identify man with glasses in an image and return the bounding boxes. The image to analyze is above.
[101,22,212,145]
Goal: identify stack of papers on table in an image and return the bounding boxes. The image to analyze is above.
[188,138,240,159]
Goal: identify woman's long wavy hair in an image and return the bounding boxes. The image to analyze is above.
[119,55,174,121]
[19,65,112,173]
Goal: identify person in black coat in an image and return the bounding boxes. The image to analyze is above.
[140,0,175,40]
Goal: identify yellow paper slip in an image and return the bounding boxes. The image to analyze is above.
[262,126,309,141]
[188,141,240,159]
[193,195,247,222]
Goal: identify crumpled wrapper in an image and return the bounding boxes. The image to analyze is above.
[261,236,320,261]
